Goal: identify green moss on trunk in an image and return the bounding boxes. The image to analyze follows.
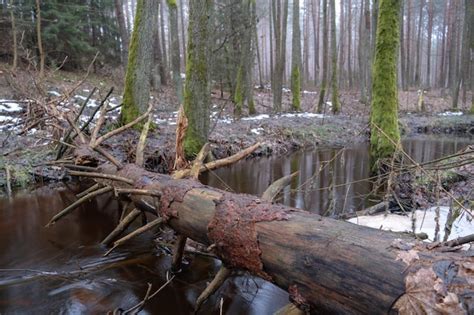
[369,0,401,167]
[183,0,211,158]
[234,66,243,118]
[291,66,301,111]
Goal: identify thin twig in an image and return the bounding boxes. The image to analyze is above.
[46,186,113,226]
[67,170,134,185]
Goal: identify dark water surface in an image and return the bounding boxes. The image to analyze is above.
[202,136,472,216]
[0,136,471,314]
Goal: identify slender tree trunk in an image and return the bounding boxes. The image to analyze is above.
[338,0,345,88]
[183,0,212,157]
[425,0,434,87]
[316,0,328,112]
[269,0,274,84]
[168,0,183,104]
[330,0,340,113]
[10,3,17,72]
[121,0,158,124]
[312,0,320,86]
[347,0,352,88]
[115,0,130,68]
[160,0,168,72]
[406,0,412,87]
[179,0,186,70]
[400,0,407,90]
[35,0,45,77]
[124,0,131,34]
[439,1,448,88]
[272,0,289,112]
[303,0,310,85]
[154,5,167,87]
[291,0,302,111]
[414,0,424,86]
[370,0,401,167]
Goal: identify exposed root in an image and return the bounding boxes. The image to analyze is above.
[171,235,187,273]
[101,208,142,245]
[104,218,163,256]
[195,265,231,312]
[46,185,113,227]
[261,171,299,202]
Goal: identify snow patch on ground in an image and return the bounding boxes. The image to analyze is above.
[303,90,318,95]
[250,127,264,135]
[48,90,61,97]
[0,100,22,112]
[348,206,472,242]
[242,114,270,121]
[438,111,463,116]
[280,112,324,119]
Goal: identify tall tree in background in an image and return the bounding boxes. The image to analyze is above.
[121,0,158,124]
[183,0,212,157]
[291,0,302,111]
[9,1,17,72]
[272,0,289,112]
[35,0,44,77]
[414,0,424,86]
[425,0,434,87]
[179,0,187,70]
[468,0,474,113]
[329,0,340,113]
[168,0,183,104]
[316,0,327,113]
[370,0,401,168]
[114,0,129,68]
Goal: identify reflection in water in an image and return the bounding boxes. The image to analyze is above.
[202,137,472,216]
[0,186,287,314]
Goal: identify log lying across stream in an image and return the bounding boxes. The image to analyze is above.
[85,163,472,314]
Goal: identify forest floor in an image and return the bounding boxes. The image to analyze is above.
[0,67,473,193]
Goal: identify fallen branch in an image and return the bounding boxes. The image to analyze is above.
[195,266,231,312]
[101,208,142,245]
[46,185,113,226]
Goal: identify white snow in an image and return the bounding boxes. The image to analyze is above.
[0,116,19,123]
[282,88,291,93]
[180,73,186,79]
[83,89,90,93]
[280,112,324,119]
[218,118,233,124]
[0,100,22,112]
[250,127,264,135]
[74,95,87,101]
[348,206,472,242]
[242,114,270,121]
[48,90,61,97]
[438,111,463,117]
[303,90,318,95]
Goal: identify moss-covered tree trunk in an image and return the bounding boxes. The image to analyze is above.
[168,0,184,104]
[291,0,302,111]
[329,0,340,113]
[316,0,328,113]
[183,0,212,157]
[369,0,401,168]
[121,0,158,124]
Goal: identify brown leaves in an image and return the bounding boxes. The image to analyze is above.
[394,267,465,314]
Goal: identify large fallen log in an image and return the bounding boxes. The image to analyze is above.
[51,106,473,314]
[89,163,473,314]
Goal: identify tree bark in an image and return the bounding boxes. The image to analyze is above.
[183,0,212,157]
[414,0,424,86]
[35,0,45,77]
[312,0,320,86]
[329,0,339,113]
[168,0,183,104]
[291,0,302,111]
[114,0,130,68]
[121,0,158,124]
[178,0,187,70]
[426,0,434,87]
[316,0,327,113]
[9,3,17,72]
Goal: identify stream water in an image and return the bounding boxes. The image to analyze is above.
[0,136,471,314]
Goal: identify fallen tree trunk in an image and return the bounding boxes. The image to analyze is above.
[93,163,473,314]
